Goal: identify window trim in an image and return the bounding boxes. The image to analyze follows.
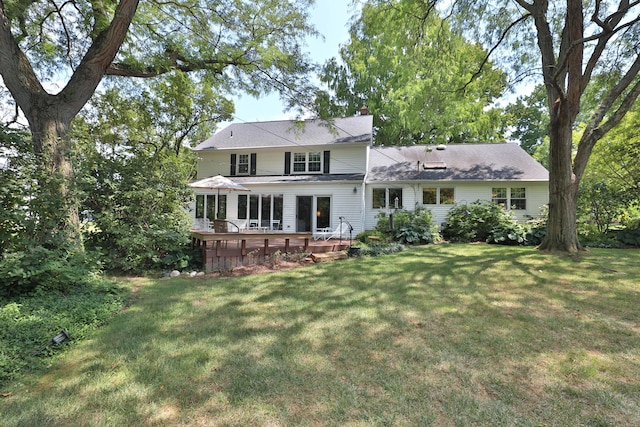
[422,187,455,205]
[492,187,527,210]
[372,187,403,209]
[237,154,249,175]
[230,152,256,176]
[291,151,323,174]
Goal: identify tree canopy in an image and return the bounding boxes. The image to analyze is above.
[317,0,508,145]
[0,0,319,248]
[440,0,640,252]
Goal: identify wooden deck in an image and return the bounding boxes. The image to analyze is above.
[190,230,351,271]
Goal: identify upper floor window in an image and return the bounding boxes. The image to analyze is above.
[373,188,403,209]
[285,151,330,175]
[293,152,322,173]
[308,152,321,172]
[492,187,526,210]
[230,153,256,176]
[237,154,249,175]
[422,187,454,205]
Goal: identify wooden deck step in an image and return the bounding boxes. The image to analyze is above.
[309,251,349,263]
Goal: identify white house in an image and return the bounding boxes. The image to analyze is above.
[190,114,548,234]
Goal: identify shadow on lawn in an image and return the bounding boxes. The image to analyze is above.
[4,245,640,426]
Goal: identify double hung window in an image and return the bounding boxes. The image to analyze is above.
[492,187,526,210]
[293,152,322,173]
[237,154,249,175]
[372,188,403,209]
[422,187,454,205]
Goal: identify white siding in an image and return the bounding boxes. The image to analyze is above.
[193,143,548,237]
[198,182,364,234]
[196,145,367,179]
[363,181,549,230]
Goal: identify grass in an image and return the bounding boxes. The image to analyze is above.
[1,244,639,426]
[0,279,128,385]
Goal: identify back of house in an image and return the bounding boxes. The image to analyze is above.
[190,115,548,234]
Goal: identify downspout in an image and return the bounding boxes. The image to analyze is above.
[361,144,370,232]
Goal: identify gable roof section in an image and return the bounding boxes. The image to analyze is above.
[368,144,548,182]
[194,115,374,151]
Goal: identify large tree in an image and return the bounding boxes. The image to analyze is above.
[436,0,640,252]
[0,0,317,242]
[318,1,507,145]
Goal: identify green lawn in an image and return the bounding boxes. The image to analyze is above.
[2,245,639,426]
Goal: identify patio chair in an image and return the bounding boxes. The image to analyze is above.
[314,223,350,241]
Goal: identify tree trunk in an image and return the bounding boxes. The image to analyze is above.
[538,106,583,253]
[29,108,83,249]
[1,0,140,250]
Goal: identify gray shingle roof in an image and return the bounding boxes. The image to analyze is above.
[368,144,548,182]
[216,174,365,185]
[194,115,374,150]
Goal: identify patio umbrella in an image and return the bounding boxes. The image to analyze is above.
[189,175,250,218]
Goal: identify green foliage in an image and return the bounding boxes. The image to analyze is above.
[487,221,527,245]
[0,246,100,297]
[524,205,548,246]
[442,200,535,245]
[442,201,511,243]
[0,127,31,255]
[0,127,100,296]
[75,148,196,273]
[84,76,234,155]
[355,229,389,244]
[0,279,128,386]
[615,229,640,247]
[614,215,640,247]
[578,179,630,233]
[1,0,319,263]
[4,0,318,113]
[317,1,508,145]
[360,242,406,256]
[375,208,439,245]
[69,85,215,273]
[577,224,624,248]
[504,85,547,154]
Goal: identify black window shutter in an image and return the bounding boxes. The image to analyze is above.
[284,152,291,175]
[323,150,330,174]
[250,153,257,175]
[230,154,237,176]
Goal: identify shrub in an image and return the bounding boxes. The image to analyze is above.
[615,228,640,246]
[524,205,548,246]
[78,151,197,274]
[487,221,528,245]
[360,242,406,256]
[442,201,516,243]
[612,218,640,247]
[578,224,624,248]
[375,208,439,245]
[355,229,389,244]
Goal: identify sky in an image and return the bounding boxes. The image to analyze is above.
[227,1,357,125]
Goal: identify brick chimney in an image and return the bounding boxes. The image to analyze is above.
[359,104,369,116]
